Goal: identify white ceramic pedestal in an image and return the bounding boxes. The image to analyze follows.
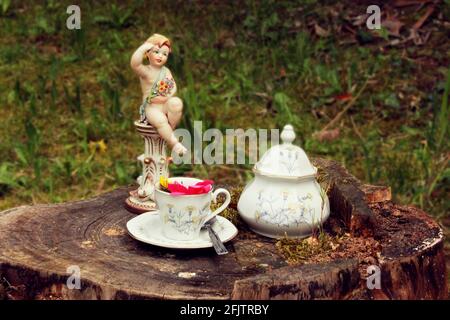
[125,121,169,214]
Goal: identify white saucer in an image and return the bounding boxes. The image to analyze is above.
[126,211,238,249]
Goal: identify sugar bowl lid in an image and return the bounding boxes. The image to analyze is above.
[253,125,317,179]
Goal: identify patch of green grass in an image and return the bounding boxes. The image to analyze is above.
[0,1,448,222]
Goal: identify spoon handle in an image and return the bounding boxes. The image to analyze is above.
[207,225,228,255]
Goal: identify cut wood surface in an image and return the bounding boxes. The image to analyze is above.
[0,159,446,300]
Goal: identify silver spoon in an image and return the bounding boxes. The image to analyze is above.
[202,217,228,255]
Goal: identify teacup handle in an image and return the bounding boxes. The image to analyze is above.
[204,188,231,222]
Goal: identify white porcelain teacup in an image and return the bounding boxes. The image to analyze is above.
[154,177,231,241]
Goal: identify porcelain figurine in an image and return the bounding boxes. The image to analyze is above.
[126,34,186,213]
[237,125,330,238]
[130,33,187,155]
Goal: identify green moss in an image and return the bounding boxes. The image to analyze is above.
[275,232,335,265]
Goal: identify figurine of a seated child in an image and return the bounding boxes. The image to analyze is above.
[130,34,187,155]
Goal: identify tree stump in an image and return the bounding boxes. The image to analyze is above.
[0,159,446,300]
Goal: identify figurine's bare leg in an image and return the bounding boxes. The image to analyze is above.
[145,104,187,155]
[165,97,183,129]
[145,105,178,146]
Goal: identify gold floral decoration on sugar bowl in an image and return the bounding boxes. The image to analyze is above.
[237,124,330,238]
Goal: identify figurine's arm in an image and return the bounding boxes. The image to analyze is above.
[151,96,169,104]
[130,42,154,78]
[168,70,177,97]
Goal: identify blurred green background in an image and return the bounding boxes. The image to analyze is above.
[0,0,448,226]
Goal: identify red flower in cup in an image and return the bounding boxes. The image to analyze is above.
[167,180,214,195]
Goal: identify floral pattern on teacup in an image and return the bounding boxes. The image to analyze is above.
[163,203,210,235]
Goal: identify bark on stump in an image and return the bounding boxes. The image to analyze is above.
[0,158,446,300]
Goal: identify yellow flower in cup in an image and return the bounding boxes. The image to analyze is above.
[160,176,169,190]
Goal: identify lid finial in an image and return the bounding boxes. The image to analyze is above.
[253,124,316,178]
[281,124,295,144]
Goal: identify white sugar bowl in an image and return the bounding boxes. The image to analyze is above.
[237,124,330,238]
